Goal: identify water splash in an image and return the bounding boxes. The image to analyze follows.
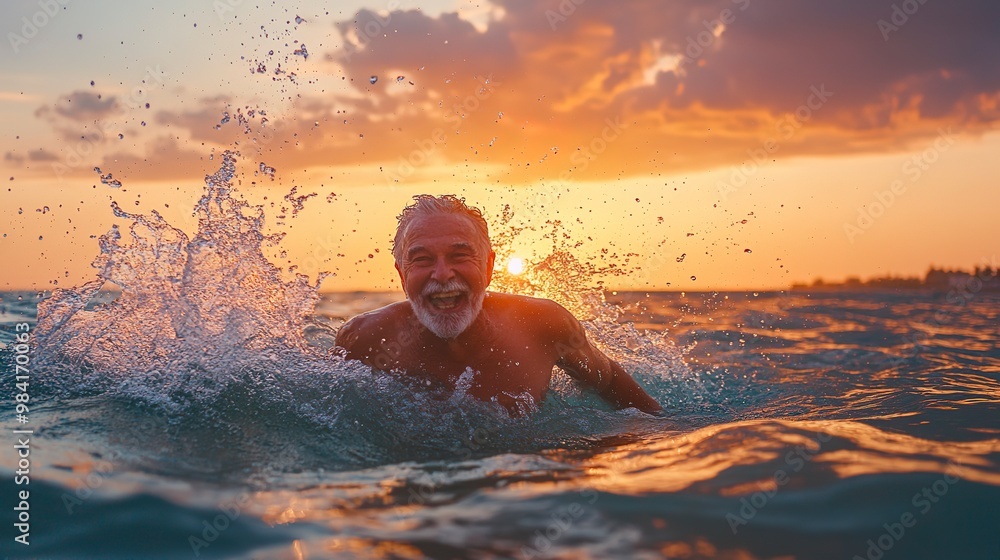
[488,209,702,412]
[36,151,325,405]
[94,167,122,188]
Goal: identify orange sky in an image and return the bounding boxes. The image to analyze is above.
[2,0,998,292]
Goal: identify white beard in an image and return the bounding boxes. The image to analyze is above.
[409,278,485,339]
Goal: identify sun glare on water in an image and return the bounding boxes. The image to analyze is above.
[507,257,525,275]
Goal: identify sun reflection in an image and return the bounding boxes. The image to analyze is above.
[507,257,525,275]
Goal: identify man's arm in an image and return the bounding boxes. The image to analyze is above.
[547,304,662,415]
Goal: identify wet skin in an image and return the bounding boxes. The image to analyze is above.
[335,213,662,416]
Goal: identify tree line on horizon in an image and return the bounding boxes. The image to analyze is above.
[792,265,999,292]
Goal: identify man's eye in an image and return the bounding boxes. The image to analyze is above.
[411,256,432,264]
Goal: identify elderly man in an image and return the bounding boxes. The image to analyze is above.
[335,195,662,416]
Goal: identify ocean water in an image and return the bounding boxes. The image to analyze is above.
[2,155,999,559]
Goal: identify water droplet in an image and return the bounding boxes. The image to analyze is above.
[676,253,686,263]
[118,133,124,140]
[76,33,83,40]
[89,80,95,86]
[369,75,378,84]
[396,75,404,83]
[690,275,697,281]
[293,44,309,59]
[744,248,752,253]
[294,15,305,24]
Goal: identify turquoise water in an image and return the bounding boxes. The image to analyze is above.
[1,288,998,559]
[1,154,998,558]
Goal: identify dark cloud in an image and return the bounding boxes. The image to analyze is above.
[315,0,1000,181]
[35,90,121,121]
[93,136,216,181]
[20,1,998,183]
[28,149,58,162]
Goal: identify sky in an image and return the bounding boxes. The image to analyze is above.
[1,0,998,292]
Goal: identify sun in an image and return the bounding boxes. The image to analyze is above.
[506,257,525,275]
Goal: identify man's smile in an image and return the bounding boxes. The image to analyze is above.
[427,290,467,310]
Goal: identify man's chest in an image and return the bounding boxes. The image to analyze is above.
[395,337,556,396]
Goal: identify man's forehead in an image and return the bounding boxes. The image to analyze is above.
[406,240,476,256]
[404,213,480,240]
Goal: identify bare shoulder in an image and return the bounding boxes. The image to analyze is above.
[485,292,579,335]
[335,301,412,356]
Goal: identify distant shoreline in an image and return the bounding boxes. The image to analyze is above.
[789,265,1000,293]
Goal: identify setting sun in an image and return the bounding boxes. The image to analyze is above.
[507,257,526,276]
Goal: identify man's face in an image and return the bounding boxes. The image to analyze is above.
[395,213,495,339]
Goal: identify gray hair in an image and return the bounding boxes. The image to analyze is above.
[392,195,491,264]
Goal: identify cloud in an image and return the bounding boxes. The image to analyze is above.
[35,90,121,121]
[312,0,1000,181]
[28,149,59,162]
[18,1,1000,185]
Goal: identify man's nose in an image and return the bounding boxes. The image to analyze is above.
[430,257,455,281]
